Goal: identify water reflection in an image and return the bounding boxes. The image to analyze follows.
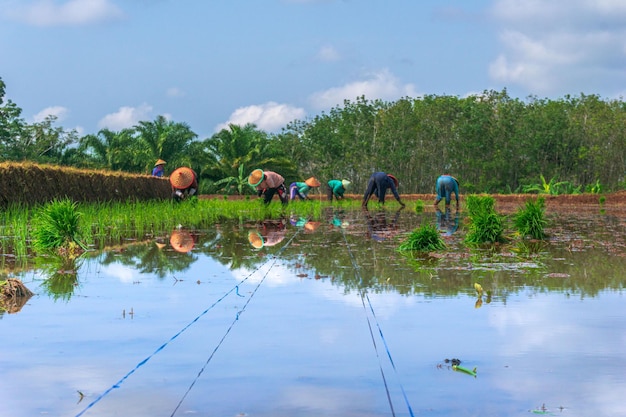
[363,207,403,241]
[37,254,83,301]
[435,207,459,236]
[248,219,287,249]
[2,209,626,416]
[62,211,626,299]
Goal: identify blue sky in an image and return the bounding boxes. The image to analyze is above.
[1,0,625,139]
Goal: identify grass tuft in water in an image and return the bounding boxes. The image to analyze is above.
[32,198,88,253]
[514,197,547,239]
[398,223,446,252]
[414,199,425,213]
[465,194,506,244]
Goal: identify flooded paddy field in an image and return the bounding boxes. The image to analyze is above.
[1,201,625,417]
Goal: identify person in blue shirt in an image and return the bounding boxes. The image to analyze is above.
[152,159,166,177]
[434,174,460,207]
[362,172,405,208]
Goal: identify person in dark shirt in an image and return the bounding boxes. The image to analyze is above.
[362,172,405,208]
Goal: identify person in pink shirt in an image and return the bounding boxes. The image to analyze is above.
[248,168,288,205]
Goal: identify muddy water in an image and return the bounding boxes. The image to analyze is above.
[1,206,625,417]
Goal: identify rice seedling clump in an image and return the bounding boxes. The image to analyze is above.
[514,197,547,239]
[398,223,446,252]
[464,194,506,244]
[32,198,87,254]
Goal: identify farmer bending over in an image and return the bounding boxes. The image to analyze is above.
[434,174,460,207]
[249,169,288,205]
[362,172,405,208]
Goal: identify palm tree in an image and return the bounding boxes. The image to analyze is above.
[134,115,198,172]
[202,123,296,192]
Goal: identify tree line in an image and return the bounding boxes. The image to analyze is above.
[2,77,624,195]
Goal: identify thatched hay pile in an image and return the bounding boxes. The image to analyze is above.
[0,162,171,206]
[0,278,34,314]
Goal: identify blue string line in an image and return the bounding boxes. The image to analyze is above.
[73,256,275,417]
[169,227,302,416]
[341,226,415,417]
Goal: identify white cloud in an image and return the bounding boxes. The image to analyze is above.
[97,103,153,131]
[32,105,69,123]
[102,263,137,284]
[166,87,185,98]
[6,0,124,27]
[489,0,626,95]
[309,69,419,110]
[215,101,306,133]
[316,45,340,62]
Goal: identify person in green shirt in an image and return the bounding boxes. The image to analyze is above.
[327,179,351,201]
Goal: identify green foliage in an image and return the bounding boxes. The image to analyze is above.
[32,199,87,253]
[465,194,495,217]
[587,179,602,194]
[414,199,425,213]
[2,75,626,193]
[398,223,446,252]
[214,163,255,195]
[521,174,575,195]
[514,197,547,239]
[464,195,506,244]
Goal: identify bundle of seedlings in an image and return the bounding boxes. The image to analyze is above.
[32,198,89,256]
[514,197,547,239]
[398,223,446,252]
[464,194,506,244]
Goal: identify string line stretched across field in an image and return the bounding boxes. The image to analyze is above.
[169,227,303,416]
[340,226,416,417]
[73,227,303,417]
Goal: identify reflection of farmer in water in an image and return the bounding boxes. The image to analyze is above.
[248,219,287,249]
[364,207,403,241]
[436,207,459,236]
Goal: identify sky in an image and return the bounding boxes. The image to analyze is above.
[1,0,625,139]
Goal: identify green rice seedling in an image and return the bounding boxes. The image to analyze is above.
[599,195,606,206]
[32,198,88,253]
[464,195,506,244]
[398,223,446,252]
[465,194,496,218]
[414,199,425,213]
[514,197,547,239]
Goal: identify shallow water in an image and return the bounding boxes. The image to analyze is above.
[1,206,625,417]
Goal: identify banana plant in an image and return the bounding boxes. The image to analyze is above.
[214,164,254,195]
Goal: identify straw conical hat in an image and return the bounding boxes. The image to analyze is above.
[304,177,321,187]
[248,231,264,249]
[387,174,399,188]
[170,167,195,189]
[304,221,321,232]
[248,169,264,186]
[154,159,166,166]
[341,179,351,189]
[170,230,194,253]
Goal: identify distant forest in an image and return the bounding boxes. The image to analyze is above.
[1,77,625,195]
